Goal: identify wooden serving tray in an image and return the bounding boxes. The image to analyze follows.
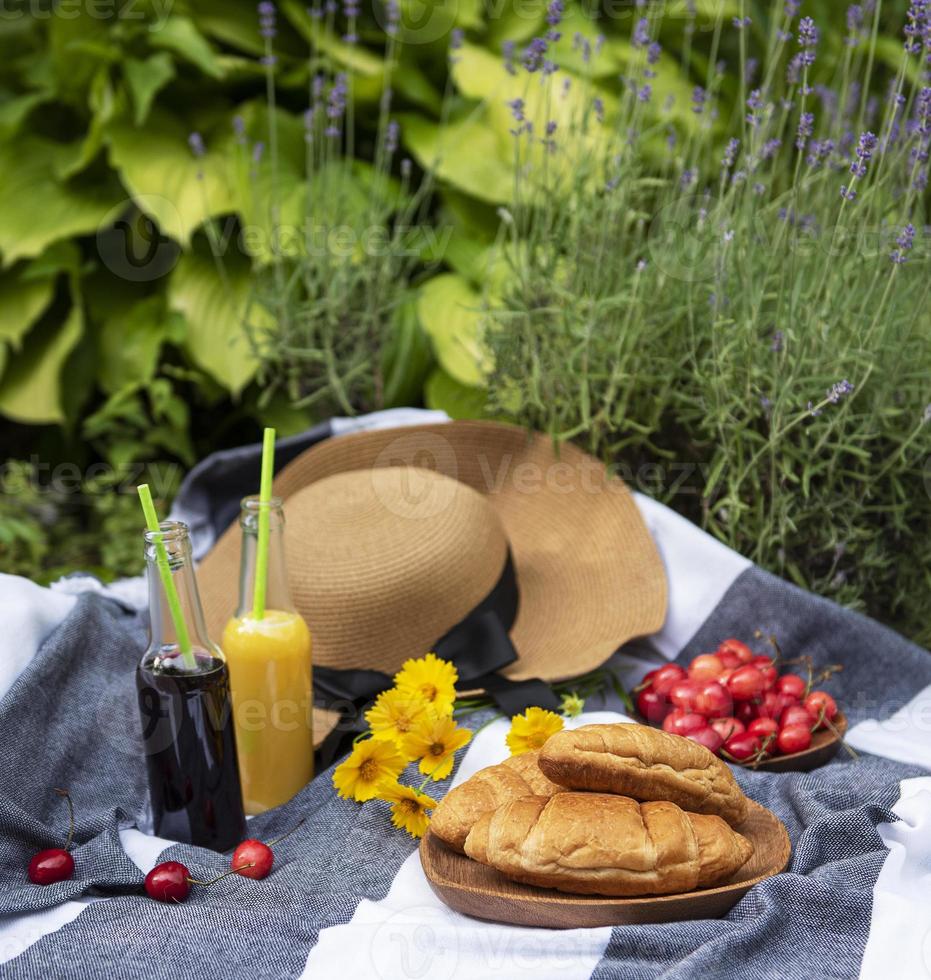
[420,798,790,928]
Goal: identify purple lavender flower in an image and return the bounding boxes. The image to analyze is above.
[786,53,803,85]
[386,0,400,31]
[796,111,814,149]
[633,17,650,47]
[258,1,276,39]
[798,17,819,66]
[890,223,916,263]
[637,84,652,102]
[647,41,662,65]
[745,57,758,84]
[827,380,854,404]
[840,184,857,200]
[770,330,785,352]
[904,0,930,54]
[546,0,563,29]
[784,0,800,17]
[252,141,265,164]
[732,15,751,28]
[680,168,696,187]
[385,119,399,154]
[523,36,548,72]
[593,96,605,122]
[232,116,246,145]
[845,4,863,45]
[508,98,525,122]
[546,120,558,136]
[325,73,347,137]
[450,27,464,50]
[691,85,707,114]
[762,137,782,159]
[502,39,516,75]
[572,32,591,63]
[849,130,877,177]
[722,137,740,169]
[746,89,764,126]
[188,132,205,158]
[400,158,412,179]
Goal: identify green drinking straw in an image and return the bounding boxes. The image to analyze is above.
[137,484,196,670]
[252,427,276,620]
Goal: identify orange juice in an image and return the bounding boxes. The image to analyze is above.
[223,609,313,814]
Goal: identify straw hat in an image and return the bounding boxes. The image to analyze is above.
[198,421,667,745]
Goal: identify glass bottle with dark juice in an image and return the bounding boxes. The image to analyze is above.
[136,521,246,851]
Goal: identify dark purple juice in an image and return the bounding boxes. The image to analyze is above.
[136,648,245,851]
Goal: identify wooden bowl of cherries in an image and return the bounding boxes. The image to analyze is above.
[634,638,847,772]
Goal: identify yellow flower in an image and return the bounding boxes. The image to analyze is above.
[381,783,437,839]
[394,653,458,717]
[365,688,431,747]
[332,738,407,802]
[560,692,585,718]
[400,714,472,780]
[506,706,564,756]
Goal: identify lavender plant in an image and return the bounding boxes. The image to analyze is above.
[476,3,931,643]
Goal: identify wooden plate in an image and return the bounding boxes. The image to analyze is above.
[420,798,791,928]
[750,712,847,772]
[632,712,848,773]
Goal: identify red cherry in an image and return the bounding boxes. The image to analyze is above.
[686,727,724,754]
[726,665,767,701]
[669,681,701,713]
[723,733,762,761]
[776,674,807,699]
[780,704,816,730]
[751,654,775,668]
[662,710,707,736]
[636,687,671,724]
[28,788,75,887]
[777,724,813,754]
[747,717,780,739]
[735,700,758,724]
[688,654,725,683]
[718,638,754,663]
[28,849,75,886]
[710,717,745,742]
[145,862,192,903]
[716,650,742,669]
[231,840,274,880]
[652,664,688,696]
[758,666,778,691]
[804,691,838,729]
[694,681,732,718]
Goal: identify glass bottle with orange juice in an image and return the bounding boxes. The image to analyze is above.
[222,495,313,813]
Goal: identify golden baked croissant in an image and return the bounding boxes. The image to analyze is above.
[538,723,749,827]
[463,793,754,897]
[430,751,564,852]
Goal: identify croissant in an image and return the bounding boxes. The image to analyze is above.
[430,751,564,853]
[463,793,754,897]
[538,723,748,827]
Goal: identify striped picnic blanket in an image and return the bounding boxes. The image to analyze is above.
[1,409,929,980]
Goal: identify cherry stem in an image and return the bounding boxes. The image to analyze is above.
[54,788,74,851]
[823,715,857,760]
[267,819,306,848]
[188,863,255,886]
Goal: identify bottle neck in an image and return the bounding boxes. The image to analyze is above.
[144,522,218,659]
[235,496,295,619]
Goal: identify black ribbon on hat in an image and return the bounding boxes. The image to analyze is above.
[313,549,561,759]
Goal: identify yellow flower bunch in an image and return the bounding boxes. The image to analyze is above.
[332,652,471,838]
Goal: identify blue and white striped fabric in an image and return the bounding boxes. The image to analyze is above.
[1,410,930,979]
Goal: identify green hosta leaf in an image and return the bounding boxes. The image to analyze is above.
[48,11,114,100]
[399,109,514,204]
[0,138,115,266]
[0,298,83,424]
[416,273,491,386]
[107,109,236,247]
[168,248,260,394]
[124,52,176,126]
[56,68,122,180]
[149,16,224,79]
[0,92,49,139]
[424,367,489,419]
[0,269,55,351]
[97,294,186,395]
[484,0,545,45]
